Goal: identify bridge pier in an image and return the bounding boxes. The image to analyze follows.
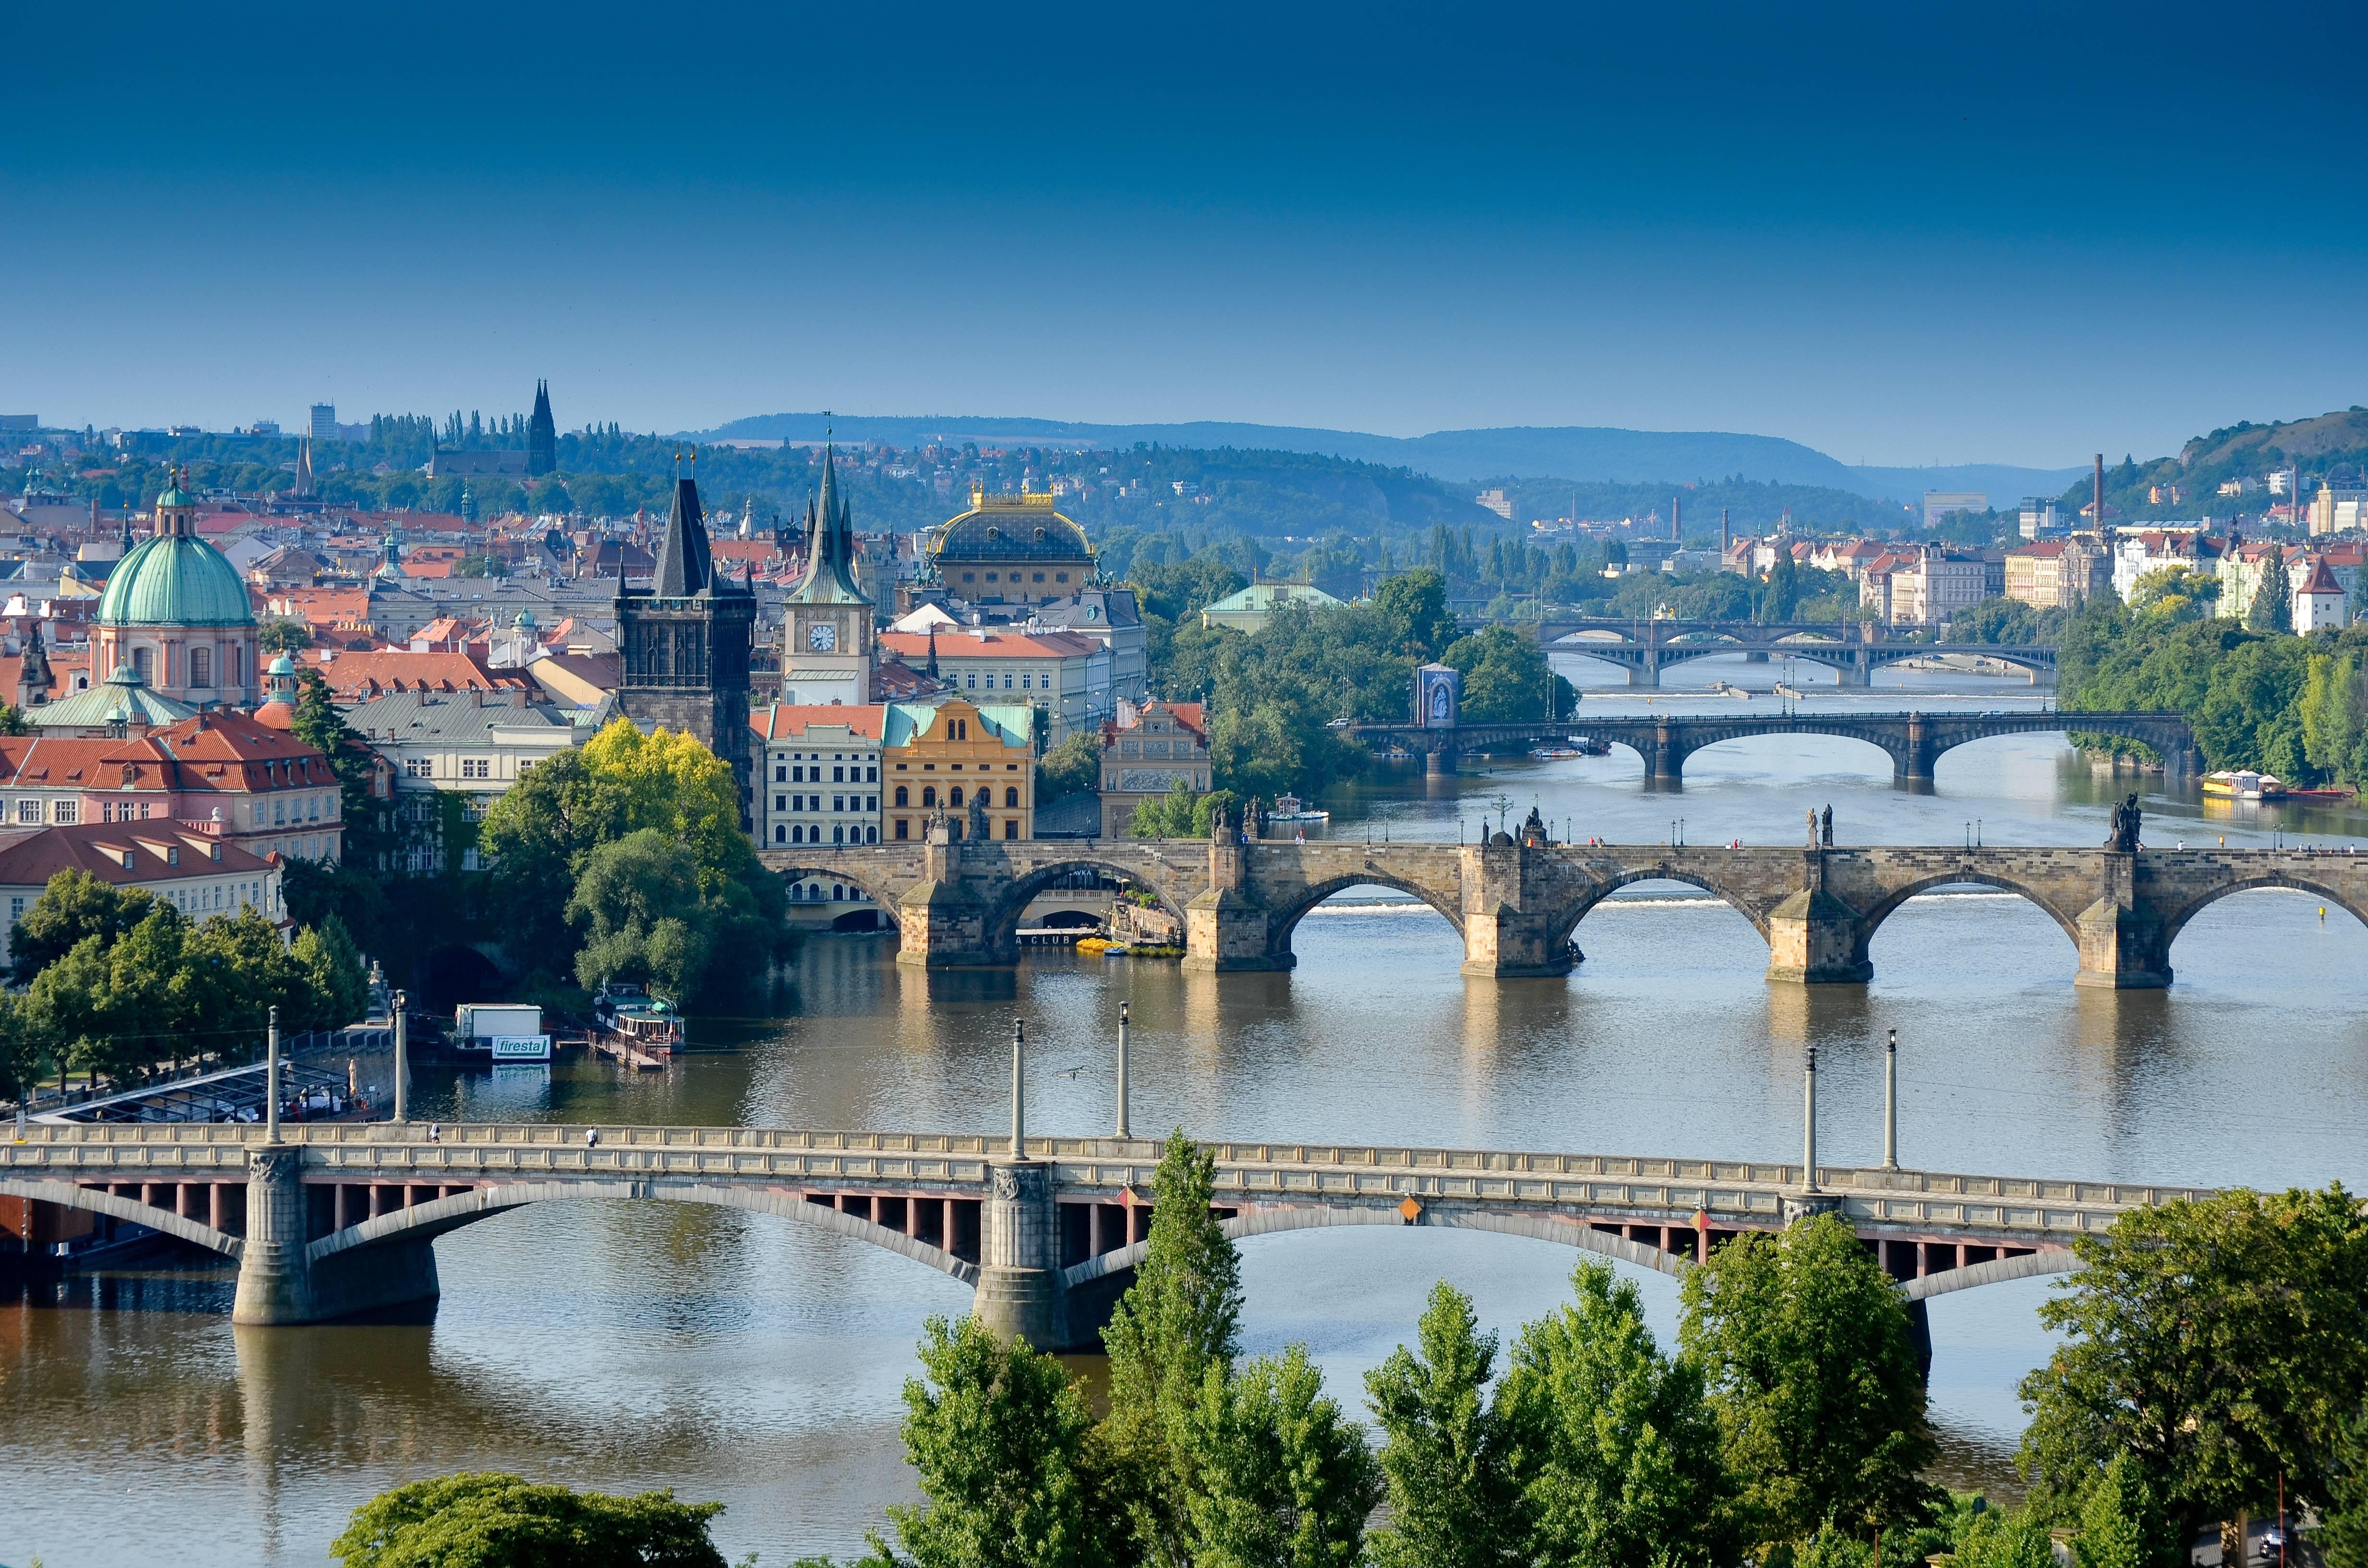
[1459,841,1579,978]
[231,1149,441,1325]
[1184,824,1290,971]
[971,1159,1071,1350]
[1835,657,1872,689]
[2074,853,2172,989]
[896,817,1002,969]
[1764,853,1873,984]
[1425,746,1455,777]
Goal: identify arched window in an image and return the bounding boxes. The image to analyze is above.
[867,825,879,843]
[792,823,805,843]
[774,824,786,842]
[1004,787,1019,807]
[189,647,212,687]
[808,883,823,901]
[894,785,909,807]
[950,787,964,807]
[922,786,937,807]
[131,646,152,683]
[833,883,845,901]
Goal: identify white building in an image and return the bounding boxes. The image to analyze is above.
[1924,491,1988,529]
[752,704,885,848]
[2296,555,2348,632]
[2308,485,2368,536]
[876,627,1112,743]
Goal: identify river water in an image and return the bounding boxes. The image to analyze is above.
[7,656,2368,1568]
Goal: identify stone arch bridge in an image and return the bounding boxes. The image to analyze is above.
[1528,618,2058,688]
[2,1122,2214,1346]
[763,830,2368,987]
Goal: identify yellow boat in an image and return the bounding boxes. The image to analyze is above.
[2201,770,2285,800]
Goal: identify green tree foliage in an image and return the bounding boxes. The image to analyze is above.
[1374,569,1459,661]
[479,719,786,1005]
[1102,1131,1246,1568]
[2301,650,2365,781]
[1364,1282,1526,1568]
[7,869,158,985]
[2018,1185,2368,1545]
[291,916,372,1032]
[2073,1454,2179,1568]
[1440,625,1575,723]
[2318,1409,2368,1568]
[292,666,386,860]
[1949,597,2074,646]
[1760,551,1801,621]
[1128,783,1237,840]
[257,618,313,651]
[1950,1505,2061,1568]
[1679,1213,1943,1546]
[329,1471,726,1568]
[881,1314,1113,1568]
[1501,1259,1738,1568]
[1185,1345,1383,1568]
[2247,545,2291,632]
[1036,731,1103,805]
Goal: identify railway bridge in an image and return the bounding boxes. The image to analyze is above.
[1527,618,2058,688]
[761,829,2367,986]
[0,1121,2215,1346]
[1349,710,2201,787]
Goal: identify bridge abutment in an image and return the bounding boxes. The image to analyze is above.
[970,1159,1072,1350]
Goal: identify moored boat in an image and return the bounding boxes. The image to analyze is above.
[1268,793,1330,822]
[592,981,685,1054]
[2201,770,2286,801]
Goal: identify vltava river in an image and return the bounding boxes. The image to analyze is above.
[6,662,2366,1567]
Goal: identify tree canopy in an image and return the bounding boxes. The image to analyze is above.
[330,1471,727,1568]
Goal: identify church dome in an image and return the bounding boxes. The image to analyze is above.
[98,532,256,628]
[929,495,1093,564]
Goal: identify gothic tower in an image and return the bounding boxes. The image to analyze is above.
[778,442,875,706]
[616,470,757,822]
[527,380,557,477]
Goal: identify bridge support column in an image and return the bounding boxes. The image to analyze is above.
[2074,854,2171,988]
[1765,852,1871,984]
[233,1148,441,1325]
[1184,825,1287,971]
[1628,656,1662,689]
[1459,841,1577,978]
[1425,746,1455,777]
[1643,723,1683,790]
[895,820,1003,968]
[1835,655,1872,689]
[1893,712,1934,790]
[972,1160,1071,1350]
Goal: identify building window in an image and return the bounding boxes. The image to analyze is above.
[833,825,845,845]
[1004,787,1019,808]
[867,825,878,843]
[922,786,937,807]
[775,795,786,811]
[461,758,491,780]
[53,801,76,824]
[1033,572,1045,583]
[189,646,213,687]
[866,794,877,811]
[895,819,909,839]
[866,766,877,782]
[966,673,977,688]
[774,824,786,842]
[1003,674,1013,689]
[404,758,432,778]
[13,800,33,824]
[894,785,908,807]
[131,646,152,683]
[1005,819,1019,839]
[775,765,787,782]
[1056,573,1069,583]
[792,824,805,843]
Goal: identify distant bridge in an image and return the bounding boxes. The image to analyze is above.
[1348,710,2200,787]
[769,829,2345,986]
[1526,617,2057,687]
[1,1121,2214,1343]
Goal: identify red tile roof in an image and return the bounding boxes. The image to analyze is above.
[751,703,888,740]
[0,821,280,890]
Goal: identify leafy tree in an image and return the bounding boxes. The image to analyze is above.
[1365,1281,1525,1568]
[1440,625,1575,723]
[258,618,313,651]
[0,992,46,1106]
[1760,552,1801,621]
[1503,1258,1738,1568]
[1679,1213,1943,1547]
[2318,1408,2368,1568]
[2301,651,2363,781]
[2018,1185,2368,1549]
[0,702,27,736]
[1374,569,1459,661]
[1128,784,1238,840]
[881,1313,1113,1568]
[7,870,158,985]
[1036,731,1102,805]
[292,665,388,862]
[2247,546,2291,632]
[1950,1504,2059,1568]
[329,1471,727,1568]
[2073,1454,2179,1568]
[1185,1345,1384,1568]
[290,915,372,1032]
[566,829,714,999]
[1102,1130,1245,1568]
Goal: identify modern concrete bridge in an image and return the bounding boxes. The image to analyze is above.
[0,1121,2216,1345]
[1527,617,2057,687]
[1347,709,2199,785]
[760,828,2360,985]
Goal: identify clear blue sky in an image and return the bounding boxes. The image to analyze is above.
[9,1,2365,467]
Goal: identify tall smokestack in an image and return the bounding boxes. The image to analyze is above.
[1672,495,1682,543]
[2094,453,2105,532]
[1721,508,1730,557]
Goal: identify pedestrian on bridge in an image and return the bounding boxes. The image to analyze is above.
[585,1127,599,1150]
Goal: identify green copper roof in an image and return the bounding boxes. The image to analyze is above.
[97,533,256,628]
[154,483,195,509]
[26,663,200,731]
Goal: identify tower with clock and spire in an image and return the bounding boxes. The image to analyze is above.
[779,442,875,706]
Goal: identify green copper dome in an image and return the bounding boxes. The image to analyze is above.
[97,533,256,628]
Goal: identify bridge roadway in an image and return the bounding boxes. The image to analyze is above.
[762,829,2359,985]
[1347,710,2201,787]
[0,1120,2217,1344]
[1526,617,2057,688]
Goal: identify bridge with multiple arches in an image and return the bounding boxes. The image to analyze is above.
[1526,617,2058,687]
[1,1120,2214,1345]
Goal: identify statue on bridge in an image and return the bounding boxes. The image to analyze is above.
[968,784,989,842]
[1821,805,1833,846]
[1521,805,1549,847]
[2106,793,2142,853]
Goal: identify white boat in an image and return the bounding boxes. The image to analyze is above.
[592,981,685,1054]
[1268,794,1331,822]
[2201,770,2285,801]
[1705,680,1752,700]
[1529,745,1584,760]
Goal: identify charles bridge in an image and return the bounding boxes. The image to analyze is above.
[1347,709,2201,786]
[0,1119,2216,1346]
[1526,617,2058,688]
[758,823,2361,986]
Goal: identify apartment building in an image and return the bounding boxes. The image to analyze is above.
[752,703,884,847]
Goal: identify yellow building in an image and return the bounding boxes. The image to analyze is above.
[882,698,1035,842]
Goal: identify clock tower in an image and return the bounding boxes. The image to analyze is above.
[780,443,875,705]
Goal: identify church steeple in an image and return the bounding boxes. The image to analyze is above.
[789,441,866,605]
[615,462,755,824]
[651,462,714,597]
[527,380,556,477]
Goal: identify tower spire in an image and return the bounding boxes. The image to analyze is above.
[651,466,713,597]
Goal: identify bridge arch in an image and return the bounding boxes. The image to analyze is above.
[2156,874,2368,956]
[1263,873,1467,966]
[0,1176,243,1259]
[1900,1247,2079,1300]
[776,862,900,925]
[1548,867,1780,951]
[1853,873,2087,968]
[984,856,1193,951]
[303,1179,980,1284]
[1669,724,1908,780]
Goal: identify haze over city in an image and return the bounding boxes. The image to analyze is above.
[11,2,2368,464]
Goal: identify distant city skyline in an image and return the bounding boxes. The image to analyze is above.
[7,2,2365,468]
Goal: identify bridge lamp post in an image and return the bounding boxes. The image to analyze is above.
[1115,1002,1130,1139]
[1011,1019,1027,1157]
[1883,1028,1899,1170]
[392,990,407,1124]
[1801,1043,1819,1193]
[265,1004,280,1143]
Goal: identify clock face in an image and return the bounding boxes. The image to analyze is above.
[807,621,838,652]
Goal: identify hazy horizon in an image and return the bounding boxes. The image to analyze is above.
[8,2,2365,468]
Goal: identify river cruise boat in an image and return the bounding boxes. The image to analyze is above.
[1268,794,1330,823]
[2201,770,2286,801]
[592,982,685,1055]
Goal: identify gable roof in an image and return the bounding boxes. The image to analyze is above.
[0,821,280,890]
[752,703,888,741]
